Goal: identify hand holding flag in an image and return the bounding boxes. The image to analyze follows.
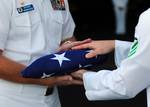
[21,49,106,78]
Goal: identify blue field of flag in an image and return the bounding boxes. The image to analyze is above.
[21,49,106,78]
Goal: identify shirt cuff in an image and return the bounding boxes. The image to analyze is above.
[83,71,108,91]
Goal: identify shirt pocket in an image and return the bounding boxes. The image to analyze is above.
[14,11,41,27]
[14,13,31,27]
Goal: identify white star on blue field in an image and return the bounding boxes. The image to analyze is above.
[51,52,71,67]
[41,72,54,78]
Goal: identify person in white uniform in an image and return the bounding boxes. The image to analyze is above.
[69,8,150,107]
[0,0,84,107]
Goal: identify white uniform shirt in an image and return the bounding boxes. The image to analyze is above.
[0,0,75,107]
[83,8,150,107]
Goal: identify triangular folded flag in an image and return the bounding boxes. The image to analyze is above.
[21,49,106,78]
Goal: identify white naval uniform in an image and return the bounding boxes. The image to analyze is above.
[0,0,75,107]
[83,8,150,107]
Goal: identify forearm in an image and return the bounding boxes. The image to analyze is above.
[0,55,54,86]
[83,59,150,100]
[83,70,131,101]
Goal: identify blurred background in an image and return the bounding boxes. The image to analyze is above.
[58,0,150,107]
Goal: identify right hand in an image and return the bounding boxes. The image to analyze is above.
[58,38,92,52]
[72,40,115,58]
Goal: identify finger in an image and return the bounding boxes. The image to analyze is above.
[86,50,98,58]
[55,75,73,83]
[57,43,71,51]
[71,80,83,85]
[71,73,80,79]
[69,39,92,48]
[57,41,87,52]
[80,38,92,44]
[58,38,92,51]
[57,45,70,52]
[58,42,85,51]
[72,43,91,50]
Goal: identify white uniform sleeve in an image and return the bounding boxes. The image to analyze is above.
[61,0,75,41]
[83,70,129,100]
[0,0,12,50]
[115,40,132,67]
[83,9,150,101]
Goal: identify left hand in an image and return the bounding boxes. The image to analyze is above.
[72,40,115,58]
[57,38,92,52]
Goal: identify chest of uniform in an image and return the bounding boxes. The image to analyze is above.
[12,0,67,27]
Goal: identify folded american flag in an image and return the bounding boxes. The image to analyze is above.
[21,49,106,78]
